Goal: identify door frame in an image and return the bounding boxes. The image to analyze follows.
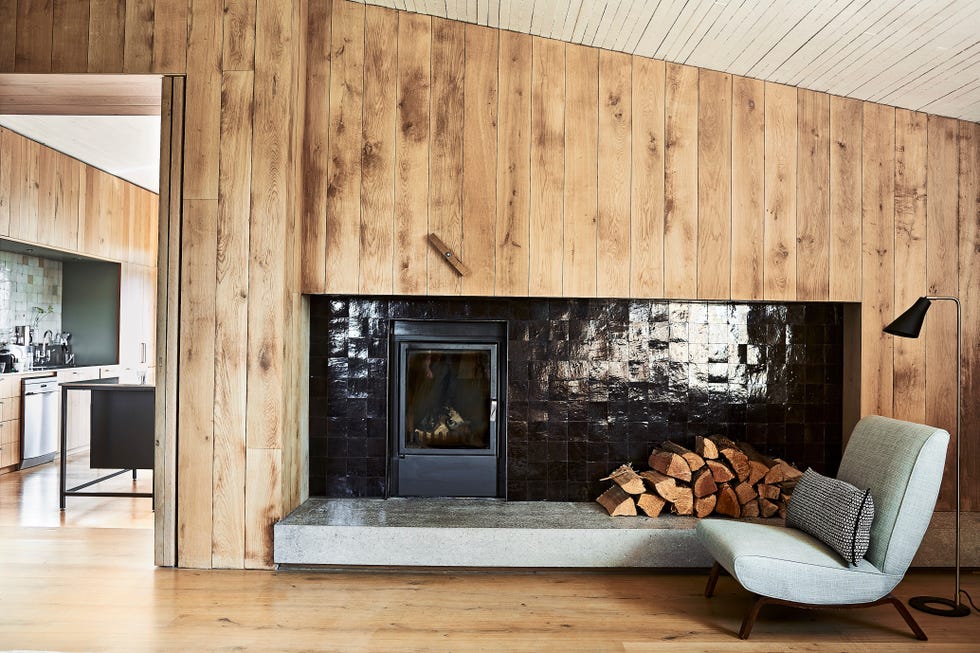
[153,75,184,567]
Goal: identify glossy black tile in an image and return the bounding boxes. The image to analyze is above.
[309,297,844,499]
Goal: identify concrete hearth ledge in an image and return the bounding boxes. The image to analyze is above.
[274,498,737,568]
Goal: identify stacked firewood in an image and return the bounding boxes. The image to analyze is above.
[596,435,803,519]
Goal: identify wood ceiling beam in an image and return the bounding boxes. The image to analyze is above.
[0,74,162,116]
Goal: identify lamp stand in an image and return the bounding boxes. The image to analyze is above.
[907,296,970,617]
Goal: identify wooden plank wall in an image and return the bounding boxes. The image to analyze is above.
[301,1,980,512]
[5,0,978,571]
[0,0,308,568]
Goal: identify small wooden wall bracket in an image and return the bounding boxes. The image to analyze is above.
[427,233,471,277]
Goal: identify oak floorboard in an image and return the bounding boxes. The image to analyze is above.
[0,462,976,651]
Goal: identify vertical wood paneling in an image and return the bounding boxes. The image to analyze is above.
[394,12,430,294]
[959,121,979,511]
[183,0,223,199]
[36,146,58,245]
[8,133,40,243]
[244,447,282,569]
[861,102,895,418]
[15,0,54,72]
[663,63,698,299]
[763,82,797,301]
[829,96,863,302]
[212,70,253,569]
[597,50,631,297]
[324,0,364,294]
[428,18,465,296]
[460,23,497,296]
[59,153,80,250]
[563,43,597,297]
[301,0,331,293]
[495,31,531,296]
[223,0,257,70]
[246,0,293,454]
[176,199,217,569]
[797,89,830,301]
[630,56,664,298]
[529,36,564,297]
[151,0,187,72]
[87,0,126,72]
[0,2,16,71]
[926,115,959,510]
[359,4,397,295]
[51,0,89,72]
[0,129,13,235]
[124,0,155,72]
[892,109,927,424]
[697,69,731,300]
[731,76,765,300]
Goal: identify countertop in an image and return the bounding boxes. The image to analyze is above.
[60,377,154,391]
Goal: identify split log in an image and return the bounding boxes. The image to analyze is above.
[734,482,758,505]
[741,498,760,518]
[759,497,779,518]
[600,464,646,495]
[636,492,666,518]
[661,441,706,471]
[692,467,719,498]
[757,483,780,501]
[715,485,741,518]
[708,435,742,451]
[763,460,803,485]
[705,459,735,484]
[639,470,677,499]
[648,450,692,482]
[719,447,751,482]
[747,461,770,485]
[778,505,788,519]
[695,435,719,460]
[695,494,717,519]
[669,485,694,516]
[773,458,803,480]
[596,486,637,516]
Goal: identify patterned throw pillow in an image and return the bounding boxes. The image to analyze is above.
[786,468,875,566]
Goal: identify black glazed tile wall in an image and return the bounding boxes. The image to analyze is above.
[309,297,844,501]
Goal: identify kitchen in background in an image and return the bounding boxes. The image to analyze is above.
[0,251,65,371]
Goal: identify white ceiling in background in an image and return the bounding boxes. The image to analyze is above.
[0,115,161,193]
[360,0,980,121]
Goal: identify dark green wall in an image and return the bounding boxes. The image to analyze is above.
[62,261,120,366]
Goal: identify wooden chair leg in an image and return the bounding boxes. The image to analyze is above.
[738,595,768,640]
[886,595,928,641]
[704,561,722,598]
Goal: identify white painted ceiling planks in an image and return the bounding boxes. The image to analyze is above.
[350,0,980,121]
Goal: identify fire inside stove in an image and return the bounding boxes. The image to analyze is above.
[405,349,492,450]
[390,320,505,498]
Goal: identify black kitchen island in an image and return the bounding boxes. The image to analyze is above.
[59,378,154,509]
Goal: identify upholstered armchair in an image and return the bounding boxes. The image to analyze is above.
[696,415,949,639]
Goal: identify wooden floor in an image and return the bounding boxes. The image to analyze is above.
[1,460,977,652]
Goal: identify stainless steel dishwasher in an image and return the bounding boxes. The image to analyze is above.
[21,377,59,469]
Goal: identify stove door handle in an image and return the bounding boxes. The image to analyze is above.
[489,399,498,422]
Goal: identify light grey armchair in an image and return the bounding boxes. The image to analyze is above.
[696,415,949,640]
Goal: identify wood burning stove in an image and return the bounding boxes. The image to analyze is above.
[389,320,506,497]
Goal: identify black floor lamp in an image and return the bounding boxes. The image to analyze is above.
[884,295,971,617]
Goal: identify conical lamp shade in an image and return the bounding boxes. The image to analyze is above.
[884,297,932,338]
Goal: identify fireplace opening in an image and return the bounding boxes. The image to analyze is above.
[389,320,507,498]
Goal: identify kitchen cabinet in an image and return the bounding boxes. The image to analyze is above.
[1,126,158,266]
[58,366,102,455]
[119,263,156,374]
[0,371,57,472]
